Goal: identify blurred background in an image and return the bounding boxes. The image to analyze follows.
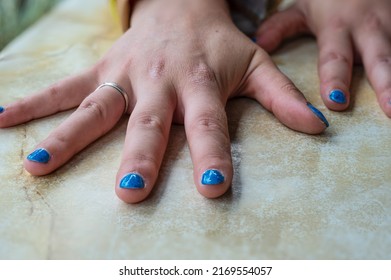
[0,0,62,49]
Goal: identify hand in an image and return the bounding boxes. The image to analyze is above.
[256,0,391,117]
[0,0,328,203]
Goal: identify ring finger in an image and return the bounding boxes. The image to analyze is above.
[24,81,128,175]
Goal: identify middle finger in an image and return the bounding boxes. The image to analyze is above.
[115,84,176,203]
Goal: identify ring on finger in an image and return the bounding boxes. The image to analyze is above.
[96,82,129,114]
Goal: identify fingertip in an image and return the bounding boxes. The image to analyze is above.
[255,23,282,53]
[115,184,149,204]
[115,168,155,204]
[255,32,281,53]
[322,88,350,112]
[0,106,6,128]
[0,105,16,128]
[305,102,330,132]
[23,148,53,176]
[276,102,329,135]
[245,63,329,135]
[195,167,232,199]
[379,96,391,118]
[271,92,330,134]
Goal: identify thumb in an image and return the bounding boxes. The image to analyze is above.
[243,50,329,135]
[256,5,310,53]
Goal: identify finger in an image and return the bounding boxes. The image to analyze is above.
[244,50,329,134]
[317,26,353,111]
[183,87,232,199]
[255,6,309,53]
[0,69,97,128]
[24,84,126,176]
[115,88,175,204]
[354,28,391,117]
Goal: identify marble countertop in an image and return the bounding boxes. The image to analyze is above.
[1,0,390,260]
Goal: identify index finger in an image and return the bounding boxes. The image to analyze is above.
[317,26,353,111]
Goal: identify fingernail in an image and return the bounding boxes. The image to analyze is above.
[120,173,145,189]
[329,89,347,104]
[251,37,257,43]
[307,102,329,128]
[27,148,51,164]
[201,169,225,185]
[0,106,4,113]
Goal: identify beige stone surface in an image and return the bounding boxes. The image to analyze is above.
[0,0,390,260]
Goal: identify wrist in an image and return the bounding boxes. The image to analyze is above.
[131,0,230,27]
[112,0,230,32]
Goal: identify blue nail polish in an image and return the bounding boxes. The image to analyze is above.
[0,106,4,113]
[329,89,347,104]
[251,37,257,43]
[201,169,225,185]
[120,173,145,189]
[27,148,51,163]
[307,102,329,128]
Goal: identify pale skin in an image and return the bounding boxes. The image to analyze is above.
[0,0,328,203]
[257,0,391,117]
[7,0,391,203]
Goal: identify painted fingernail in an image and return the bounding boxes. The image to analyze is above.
[329,89,347,104]
[201,169,225,185]
[251,37,257,43]
[27,148,51,164]
[307,102,329,128]
[120,173,145,189]
[0,106,4,113]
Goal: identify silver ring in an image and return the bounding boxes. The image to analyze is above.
[96,82,129,114]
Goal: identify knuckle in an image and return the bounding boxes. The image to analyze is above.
[328,16,346,31]
[132,113,167,137]
[280,82,300,96]
[78,98,108,121]
[190,111,227,134]
[186,62,216,88]
[46,83,63,110]
[368,54,391,74]
[373,54,391,66]
[362,12,383,30]
[48,131,79,155]
[50,132,68,148]
[131,152,160,172]
[47,83,62,99]
[147,57,167,80]
[54,133,67,144]
[320,51,350,66]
